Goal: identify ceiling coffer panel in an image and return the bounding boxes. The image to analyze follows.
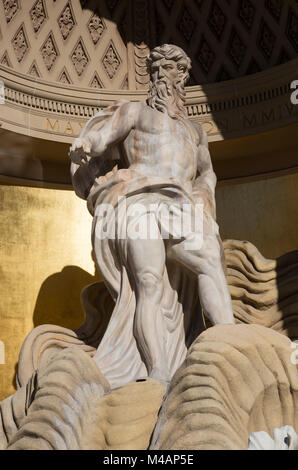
[0,0,297,89]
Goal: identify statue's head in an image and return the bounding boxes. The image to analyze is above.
[147,44,191,86]
[146,44,192,119]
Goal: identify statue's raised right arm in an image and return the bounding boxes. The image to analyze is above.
[69,101,138,166]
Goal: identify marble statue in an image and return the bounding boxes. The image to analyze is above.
[70,44,234,387]
[0,44,297,452]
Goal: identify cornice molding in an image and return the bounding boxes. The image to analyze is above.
[0,59,297,143]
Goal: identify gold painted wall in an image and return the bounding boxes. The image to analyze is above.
[0,171,297,400]
[0,184,98,400]
[216,171,298,259]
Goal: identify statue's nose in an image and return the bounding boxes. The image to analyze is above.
[158,67,165,79]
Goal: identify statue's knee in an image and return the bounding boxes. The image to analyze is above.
[138,270,163,297]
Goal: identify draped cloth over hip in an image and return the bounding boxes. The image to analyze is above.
[87,169,206,389]
[69,103,216,388]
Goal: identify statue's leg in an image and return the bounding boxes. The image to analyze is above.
[127,213,170,383]
[168,234,234,325]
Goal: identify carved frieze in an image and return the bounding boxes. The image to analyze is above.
[238,0,256,31]
[207,1,227,40]
[0,58,297,145]
[196,36,215,75]
[258,19,276,60]
[265,0,283,23]
[177,3,196,42]
[102,42,120,79]
[12,25,28,63]
[133,0,150,90]
[228,28,247,69]
[0,0,297,90]
[28,61,40,77]
[88,13,105,45]
[2,0,19,23]
[286,8,298,52]
[0,51,11,67]
[58,67,72,84]
[58,2,75,40]
[71,39,89,76]
[30,0,46,34]
[90,72,103,88]
[41,33,58,70]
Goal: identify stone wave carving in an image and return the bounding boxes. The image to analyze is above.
[81,379,165,450]
[16,282,114,389]
[150,324,298,450]
[0,380,29,449]
[2,347,165,450]
[16,240,298,390]
[6,348,110,450]
[2,240,297,450]
[224,240,298,340]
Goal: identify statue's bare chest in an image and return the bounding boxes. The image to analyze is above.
[134,106,199,149]
[123,106,199,180]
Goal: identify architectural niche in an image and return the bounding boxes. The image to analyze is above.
[0,0,297,90]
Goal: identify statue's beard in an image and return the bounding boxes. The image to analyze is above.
[147,78,187,120]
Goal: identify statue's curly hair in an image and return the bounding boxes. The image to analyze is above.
[146,44,191,85]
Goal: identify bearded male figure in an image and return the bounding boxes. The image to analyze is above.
[70,45,234,388]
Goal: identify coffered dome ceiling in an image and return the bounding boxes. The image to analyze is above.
[0,0,297,90]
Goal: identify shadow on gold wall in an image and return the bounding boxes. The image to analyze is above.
[33,265,99,330]
[0,184,97,400]
[10,264,101,393]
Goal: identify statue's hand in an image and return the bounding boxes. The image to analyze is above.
[69,137,92,166]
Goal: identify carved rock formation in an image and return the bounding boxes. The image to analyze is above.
[1,240,297,450]
[2,348,164,450]
[16,281,114,389]
[3,348,109,450]
[224,240,298,340]
[150,324,298,450]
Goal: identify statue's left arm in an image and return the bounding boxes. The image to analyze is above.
[190,124,218,221]
[194,125,217,193]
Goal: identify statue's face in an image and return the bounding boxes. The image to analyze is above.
[151,58,188,88]
[147,53,189,118]
[151,59,180,86]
